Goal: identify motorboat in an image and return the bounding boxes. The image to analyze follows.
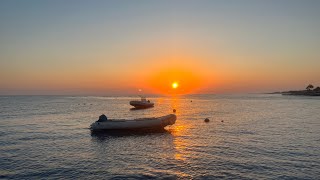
[90,114,176,131]
[129,96,154,108]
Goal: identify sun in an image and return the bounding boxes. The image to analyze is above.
[172,82,179,89]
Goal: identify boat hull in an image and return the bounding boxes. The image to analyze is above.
[90,114,176,131]
[129,101,154,108]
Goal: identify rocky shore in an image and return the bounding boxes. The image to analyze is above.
[281,84,320,96]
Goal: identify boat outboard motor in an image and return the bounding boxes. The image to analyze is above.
[98,114,107,122]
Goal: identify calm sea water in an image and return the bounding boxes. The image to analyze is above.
[0,94,319,179]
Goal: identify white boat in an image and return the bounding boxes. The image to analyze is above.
[90,114,176,131]
[129,96,154,108]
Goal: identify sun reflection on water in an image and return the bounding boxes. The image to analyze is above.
[169,122,195,166]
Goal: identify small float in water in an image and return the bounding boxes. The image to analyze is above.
[129,96,154,109]
[90,114,176,131]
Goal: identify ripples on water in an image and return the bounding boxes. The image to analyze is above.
[0,95,319,179]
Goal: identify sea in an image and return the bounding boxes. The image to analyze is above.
[0,94,319,179]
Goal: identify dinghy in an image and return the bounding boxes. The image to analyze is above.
[129,96,154,108]
[90,114,176,131]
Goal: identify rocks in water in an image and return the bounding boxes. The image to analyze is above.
[173,109,176,113]
[204,118,210,122]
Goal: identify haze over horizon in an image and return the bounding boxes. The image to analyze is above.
[1,0,320,95]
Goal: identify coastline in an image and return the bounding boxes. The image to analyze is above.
[281,90,320,96]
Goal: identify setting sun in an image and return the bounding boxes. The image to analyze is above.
[172,82,179,89]
[145,64,205,95]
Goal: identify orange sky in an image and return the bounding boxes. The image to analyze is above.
[1,1,320,95]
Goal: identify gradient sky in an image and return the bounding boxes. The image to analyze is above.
[1,0,320,95]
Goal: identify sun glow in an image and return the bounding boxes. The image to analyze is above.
[144,58,208,95]
[146,67,205,94]
[172,82,179,89]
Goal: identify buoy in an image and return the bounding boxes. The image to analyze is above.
[173,109,176,113]
[204,118,210,122]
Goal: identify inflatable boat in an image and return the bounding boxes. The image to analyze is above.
[90,114,176,131]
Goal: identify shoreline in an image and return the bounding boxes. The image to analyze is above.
[281,90,320,96]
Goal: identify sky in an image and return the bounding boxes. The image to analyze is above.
[1,0,320,95]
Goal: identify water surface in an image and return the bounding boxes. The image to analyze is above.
[1,95,319,179]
